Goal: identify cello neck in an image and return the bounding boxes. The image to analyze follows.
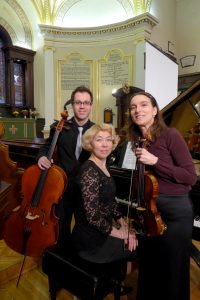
[31,169,48,207]
[31,113,69,207]
[46,129,60,161]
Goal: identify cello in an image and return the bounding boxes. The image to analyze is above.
[3,111,69,257]
[127,138,166,237]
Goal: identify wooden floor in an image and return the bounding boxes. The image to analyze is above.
[0,239,199,300]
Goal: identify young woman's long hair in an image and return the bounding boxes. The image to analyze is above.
[127,91,167,143]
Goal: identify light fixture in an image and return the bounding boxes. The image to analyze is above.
[112,89,117,96]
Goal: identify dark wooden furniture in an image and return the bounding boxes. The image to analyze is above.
[0,143,24,214]
[1,45,36,116]
[0,181,11,239]
[42,247,127,300]
[178,72,200,92]
[1,118,36,139]
[162,79,200,144]
[0,137,45,169]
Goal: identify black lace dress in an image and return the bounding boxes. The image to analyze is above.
[72,160,134,263]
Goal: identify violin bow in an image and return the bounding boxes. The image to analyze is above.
[125,142,138,248]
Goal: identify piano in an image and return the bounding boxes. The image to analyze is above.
[110,165,200,267]
[111,80,200,266]
[191,177,200,242]
[110,166,200,231]
[194,216,200,230]
[162,80,200,245]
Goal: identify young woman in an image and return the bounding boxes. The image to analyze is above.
[127,91,197,300]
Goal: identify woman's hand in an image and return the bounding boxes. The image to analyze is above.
[135,148,158,165]
[117,217,127,227]
[124,230,138,252]
[110,224,138,252]
[38,156,53,170]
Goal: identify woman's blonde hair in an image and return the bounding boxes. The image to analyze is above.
[82,123,120,152]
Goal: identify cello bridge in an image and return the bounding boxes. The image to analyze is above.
[25,212,40,220]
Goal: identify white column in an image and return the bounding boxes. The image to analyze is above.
[43,46,55,137]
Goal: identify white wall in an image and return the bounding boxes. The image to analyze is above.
[176,0,200,75]
[150,0,177,57]
[145,41,178,109]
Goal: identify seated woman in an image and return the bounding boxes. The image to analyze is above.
[72,124,137,266]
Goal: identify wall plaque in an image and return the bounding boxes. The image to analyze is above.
[58,53,93,117]
[98,49,132,125]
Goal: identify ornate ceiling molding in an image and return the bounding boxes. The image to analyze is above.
[0,17,17,44]
[133,0,152,15]
[55,0,82,25]
[33,0,134,25]
[6,0,32,48]
[39,12,158,43]
[115,0,133,18]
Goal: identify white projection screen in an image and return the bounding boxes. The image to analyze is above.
[145,41,178,110]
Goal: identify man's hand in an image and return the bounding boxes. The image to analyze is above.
[38,156,53,170]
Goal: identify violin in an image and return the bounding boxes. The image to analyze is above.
[3,111,70,256]
[127,138,166,237]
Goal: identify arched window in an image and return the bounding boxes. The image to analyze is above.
[0,26,35,116]
[0,38,6,104]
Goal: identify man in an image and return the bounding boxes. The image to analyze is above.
[37,86,94,249]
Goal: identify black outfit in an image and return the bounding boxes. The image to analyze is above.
[37,117,94,248]
[72,160,136,263]
[137,193,194,300]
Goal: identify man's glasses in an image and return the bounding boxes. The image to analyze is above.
[73,100,92,106]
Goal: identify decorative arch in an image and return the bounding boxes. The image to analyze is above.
[0,24,13,46]
[6,0,32,48]
[116,0,134,18]
[33,0,153,27]
[132,0,152,15]
[0,19,17,45]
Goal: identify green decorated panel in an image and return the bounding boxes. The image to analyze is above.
[0,118,36,139]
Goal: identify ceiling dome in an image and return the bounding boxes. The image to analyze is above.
[32,0,151,28]
[55,0,133,27]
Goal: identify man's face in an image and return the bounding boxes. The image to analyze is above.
[72,91,92,123]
